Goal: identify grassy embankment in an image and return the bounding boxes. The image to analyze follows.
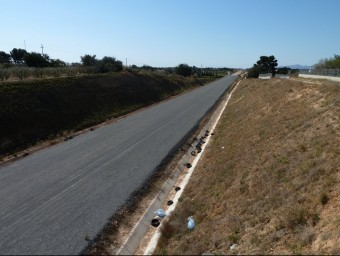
[155,78,340,254]
[0,71,217,158]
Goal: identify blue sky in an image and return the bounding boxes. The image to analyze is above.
[1,0,339,68]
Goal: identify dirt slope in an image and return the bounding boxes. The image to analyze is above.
[155,78,340,255]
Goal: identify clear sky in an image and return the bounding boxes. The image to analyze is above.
[1,0,339,68]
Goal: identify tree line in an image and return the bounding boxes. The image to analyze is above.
[0,48,123,71]
[0,48,234,82]
[0,48,124,81]
[314,54,340,69]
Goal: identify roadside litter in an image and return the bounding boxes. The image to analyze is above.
[154,209,166,218]
[187,216,195,230]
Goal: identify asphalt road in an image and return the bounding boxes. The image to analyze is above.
[0,74,237,255]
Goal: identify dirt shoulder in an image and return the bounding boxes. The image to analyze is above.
[154,78,340,255]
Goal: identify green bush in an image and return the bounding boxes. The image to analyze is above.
[175,64,192,77]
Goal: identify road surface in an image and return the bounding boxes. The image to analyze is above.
[0,74,237,254]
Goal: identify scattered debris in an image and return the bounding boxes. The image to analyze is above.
[64,135,74,141]
[187,216,195,230]
[84,233,91,241]
[230,243,237,250]
[151,219,160,227]
[154,209,166,218]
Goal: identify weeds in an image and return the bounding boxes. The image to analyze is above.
[154,78,340,255]
[320,192,329,205]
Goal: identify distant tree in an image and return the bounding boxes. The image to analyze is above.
[247,55,278,78]
[142,65,154,71]
[97,56,123,72]
[256,55,278,76]
[0,51,11,64]
[315,54,340,69]
[247,66,261,78]
[175,63,192,77]
[10,48,27,64]
[50,58,66,67]
[23,52,50,67]
[80,54,97,66]
[192,66,200,76]
[276,67,291,75]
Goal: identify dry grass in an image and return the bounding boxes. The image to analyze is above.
[154,78,340,255]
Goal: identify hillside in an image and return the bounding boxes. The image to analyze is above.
[0,71,213,158]
[155,78,340,254]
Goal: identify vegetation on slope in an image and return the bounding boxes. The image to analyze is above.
[0,71,211,157]
[155,78,340,255]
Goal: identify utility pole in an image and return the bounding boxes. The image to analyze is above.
[126,58,127,67]
[24,40,26,50]
[40,44,44,55]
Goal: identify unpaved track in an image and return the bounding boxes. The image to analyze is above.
[0,75,237,254]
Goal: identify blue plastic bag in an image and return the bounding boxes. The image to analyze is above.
[154,209,166,218]
[187,216,195,230]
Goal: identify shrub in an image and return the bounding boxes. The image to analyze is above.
[45,68,63,78]
[175,64,192,77]
[11,67,31,80]
[32,68,45,79]
[281,206,310,229]
[320,192,329,205]
[0,68,10,81]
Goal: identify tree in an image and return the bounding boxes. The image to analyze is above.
[247,65,262,78]
[0,51,11,64]
[277,67,291,75]
[175,63,192,77]
[97,56,123,72]
[247,55,278,78]
[256,55,278,76]
[315,54,340,69]
[50,58,66,67]
[10,48,27,64]
[80,54,97,66]
[23,52,50,67]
